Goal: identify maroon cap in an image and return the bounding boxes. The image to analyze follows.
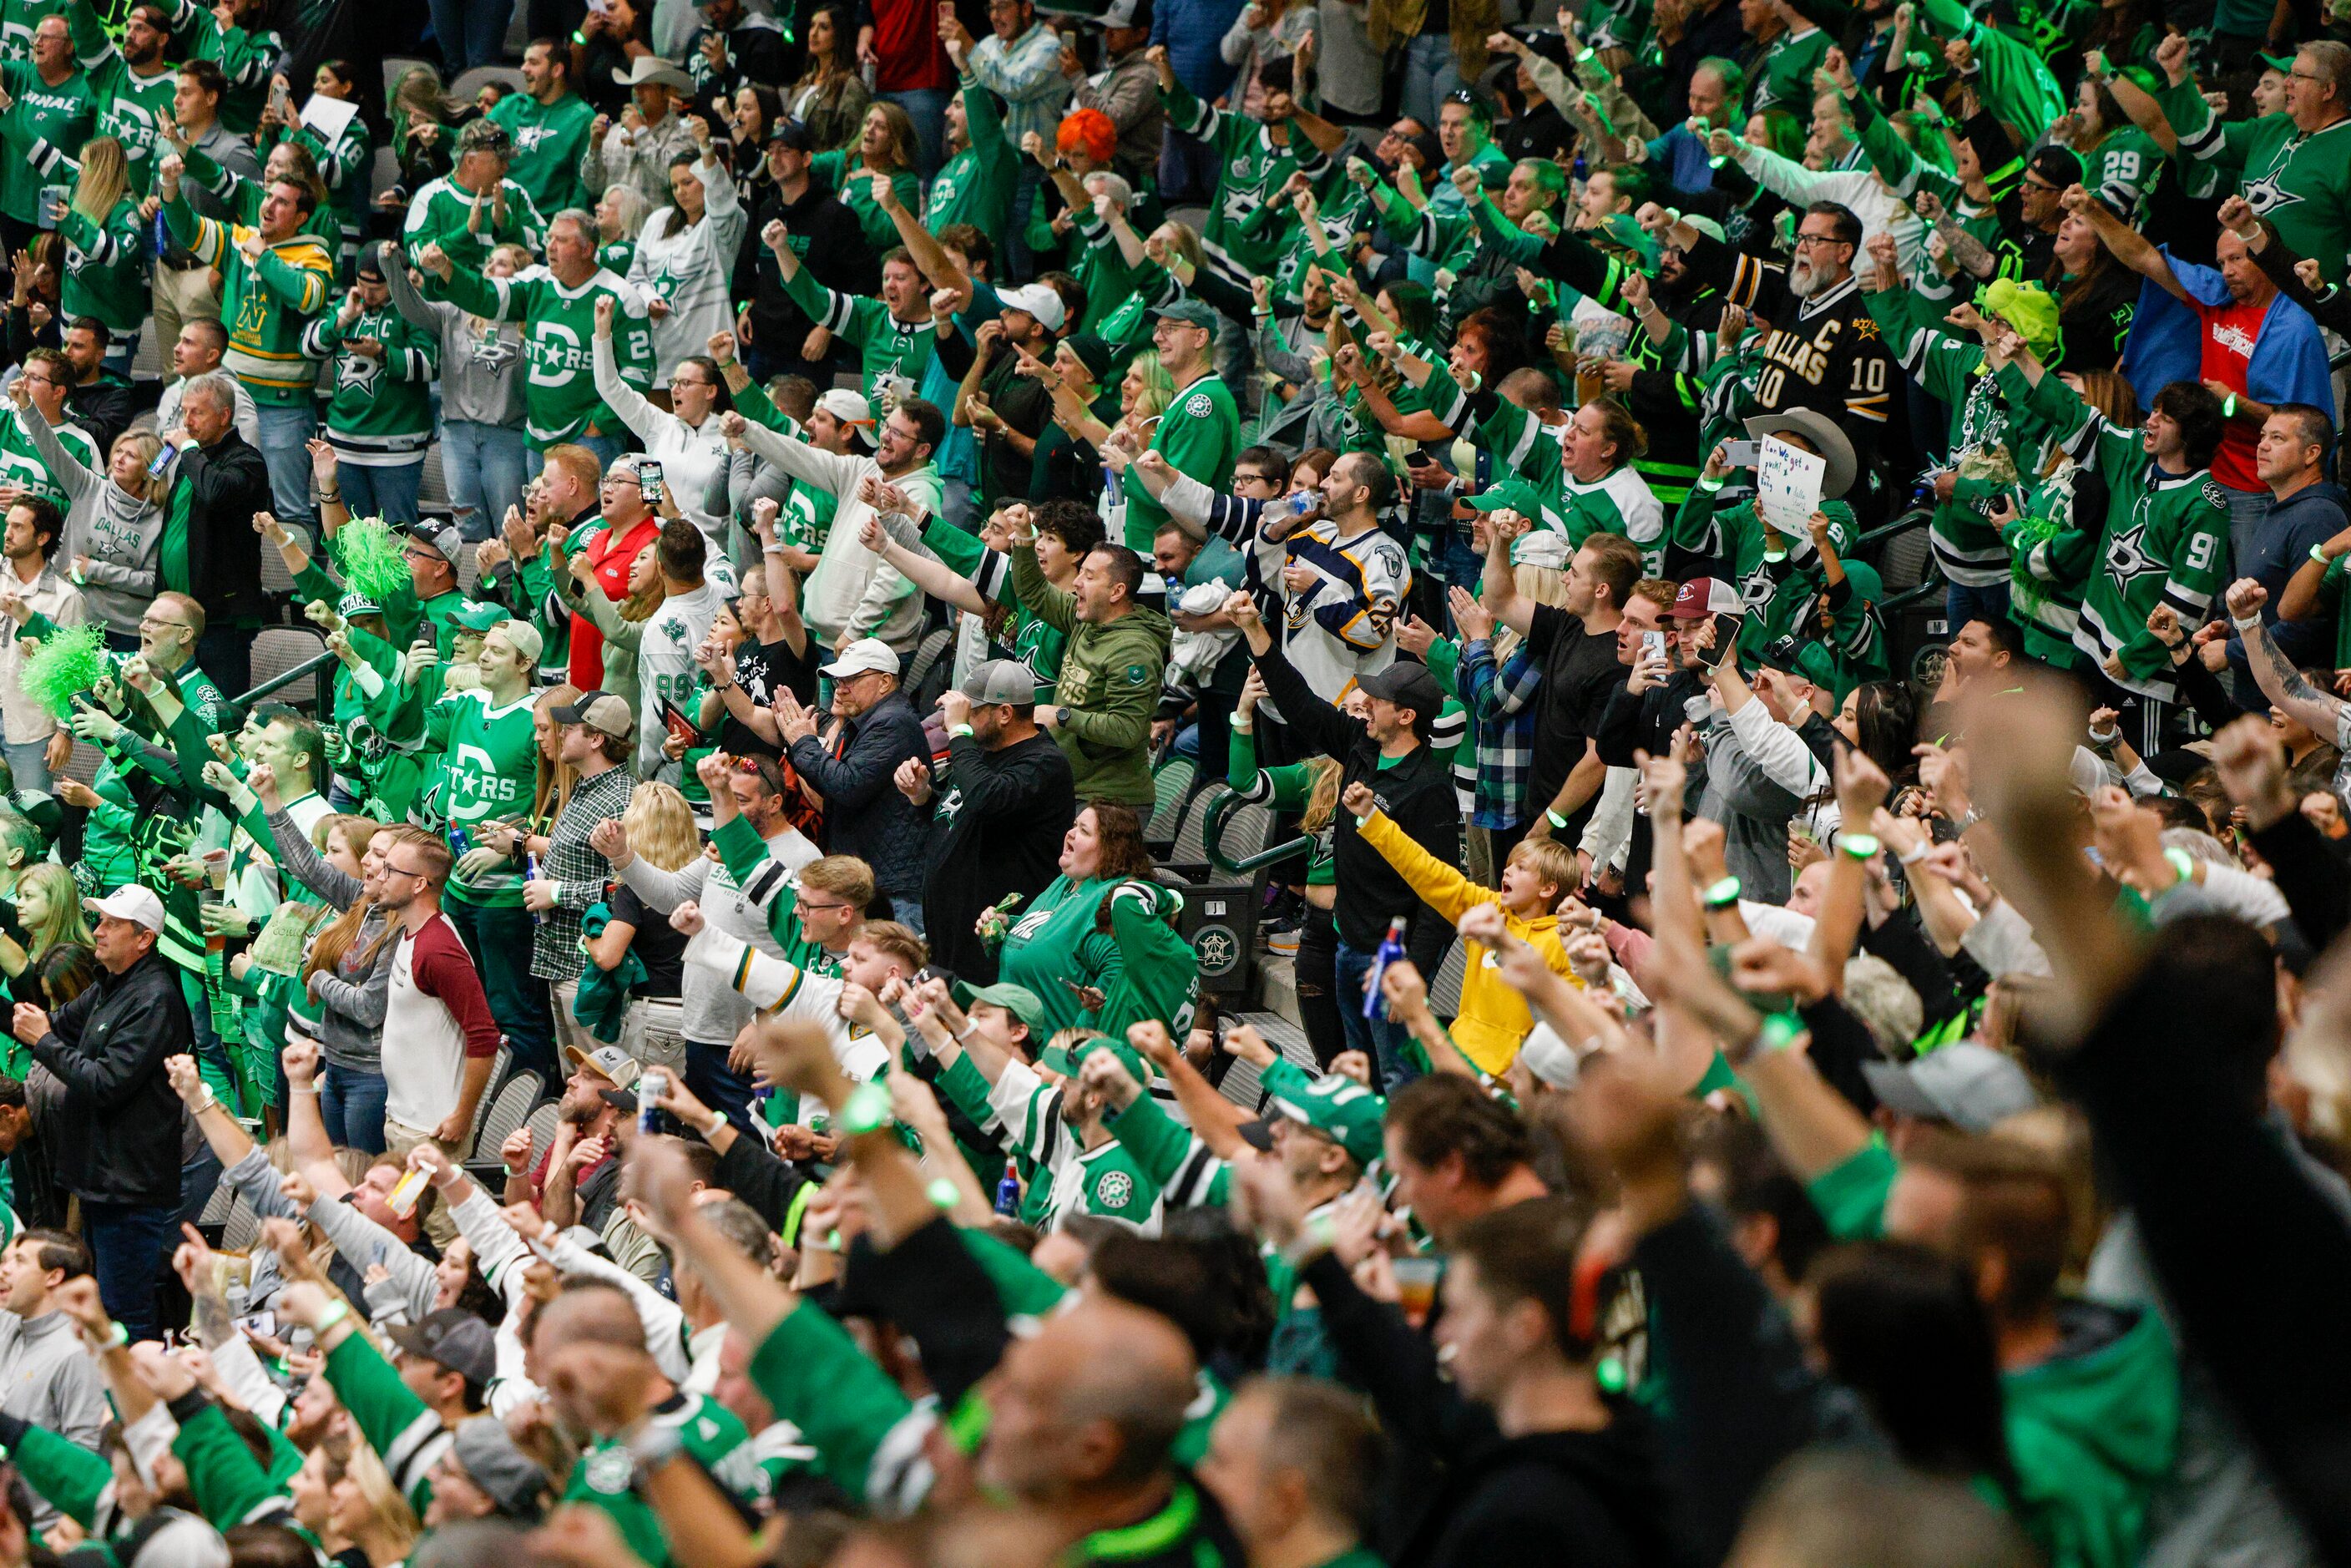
[1670,578,1743,620]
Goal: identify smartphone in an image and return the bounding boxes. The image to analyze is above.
[1404,448,1435,468]
[1722,438,1760,469]
[639,459,665,505]
[1641,629,1666,661]
[1701,614,1738,667]
[235,1310,278,1340]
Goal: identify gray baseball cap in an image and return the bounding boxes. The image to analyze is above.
[552,692,633,741]
[1860,1042,2040,1132]
[958,659,1035,706]
[452,1415,550,1520]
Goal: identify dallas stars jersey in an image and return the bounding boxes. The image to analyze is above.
[395,685,540,906]
[487,87,595,216]
[57,197,145,334]
[1090,879,1200,1046]
[776,263,936,405]
[67,0,172,195]
[2080,125,2161,219]
[924,71,1014,237]
[1560,464,1667,574]
[2003,463,2098,668]
[1747,25,1831,114]
[682,928,895,1090]
[2177,99,2351,279]
[2007,363,2227,696]
[402,173,549,270]
[569,1393,764,1568]
[164,189,334,406]
[0,0,62,62]
[1716,262,1896,447]
[0,59,92,226]
[1868,290,2055,588]
[1161,77,1316,281]
[1122,372,1241,548]
[302,304,438,465]
[0,411,95,509]
[163,0,277,135]
[432,262,655,448]
[983,1053,1162,1232]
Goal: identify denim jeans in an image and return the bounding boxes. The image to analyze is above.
[1334,940,1420,1093]
[320,1063,390,1154]
[446,898,554,1084]
[428,0,510,71]
[442,419,529,540]
[880,87,952,179]
[684,1036,757,1137]
[253,402,319,533]
[1004,161,1046,282]
[1944,579,2010,640]
[339,460,424,525]
[83,1199,179,1340]
[1399,33,1468,137]
[3,737,50,793]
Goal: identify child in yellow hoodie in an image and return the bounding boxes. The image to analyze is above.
[1342,779,1583,1073]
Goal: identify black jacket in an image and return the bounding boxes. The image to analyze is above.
[66,372,136,457]
[1303,1250,1683,1568]
[924,730,1076,984]
[1253,640,1460,965]
[734,177,878,359]
[28,948,189,1206]
[789,690,933,901]
[174,431,271,626]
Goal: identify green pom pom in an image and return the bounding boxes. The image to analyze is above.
[331,517,412,603]
[19,621,109,720]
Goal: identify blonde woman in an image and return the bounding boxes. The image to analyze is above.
[594,181,651,279]
[53,138,145,370]
[12,396,163,647]
[326,1441,420,1568]
[533,683,584,829]
[586,779,695,1073]
[0,862,88,1076]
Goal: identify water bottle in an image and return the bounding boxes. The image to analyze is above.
[993,1163,1020,1216]
[640,1070,667,1134]
[148,439,177,477]
[524,849,544,926]
[225,1278,249,1323]
[1363,914,1408,1020]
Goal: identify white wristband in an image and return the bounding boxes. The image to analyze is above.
[2232,613,2263,633]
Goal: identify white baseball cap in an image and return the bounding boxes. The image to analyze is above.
[816,388,877,450]
[998,283,1067,334]
[819,638,902,680]
[86,884,164,933]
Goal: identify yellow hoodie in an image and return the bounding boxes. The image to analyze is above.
[1358,810,1580,1073]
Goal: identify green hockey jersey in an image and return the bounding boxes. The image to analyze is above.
[303,302,440,466]
[431,261,655,448]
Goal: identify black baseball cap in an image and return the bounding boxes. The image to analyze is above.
[768,116,815,151]
[1358,661,1445,723]
[386,1308,498,1391]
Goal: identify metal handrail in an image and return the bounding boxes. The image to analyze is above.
[1228,832,1317,874]
[228,649,339,715]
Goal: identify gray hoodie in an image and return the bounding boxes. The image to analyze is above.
[16,404,161,637]
[382,251,526,429]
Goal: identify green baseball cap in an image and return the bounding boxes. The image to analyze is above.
[448,600,509,633]
[949,980,1049,1039]
[2259,51,2296,73]
[1464,478,1546,517]
[1266,1064,1387,1169]
[1043,1034,1151,1087]
[1150,298,1218,331]
[336,590,382,620]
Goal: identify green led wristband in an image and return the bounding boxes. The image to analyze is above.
[1547,809,1570,829]
[2315,542,2333,565]
[102,1321,128,1349]
[1757,1011,1806,1053]
[2163,846,2197,886]
[839,1081,894,1136]
[2222,392,2237,418]
[926,1177,961,1210]
[1762,548,1787,564]
[1838,832,1881,860]
[1702,875,1742,908]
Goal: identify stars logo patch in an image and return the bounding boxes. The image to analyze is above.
[1095,1170,1134,1210]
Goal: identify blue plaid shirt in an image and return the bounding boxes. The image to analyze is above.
[1459,638,1545,830]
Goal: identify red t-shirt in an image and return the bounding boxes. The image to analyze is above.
[871,0,950,93]
[2197,296,2267,493]
[568,515,661,693]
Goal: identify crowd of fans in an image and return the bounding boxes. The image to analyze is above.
[0,0,2346,1565]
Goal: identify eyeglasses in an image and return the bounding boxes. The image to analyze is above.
[796,897,854,913]
[2020,176,2061,193]
[139,617,192,633]
[1792,232,1851,250]
[667,375,712,389]
[382,861,429,879]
